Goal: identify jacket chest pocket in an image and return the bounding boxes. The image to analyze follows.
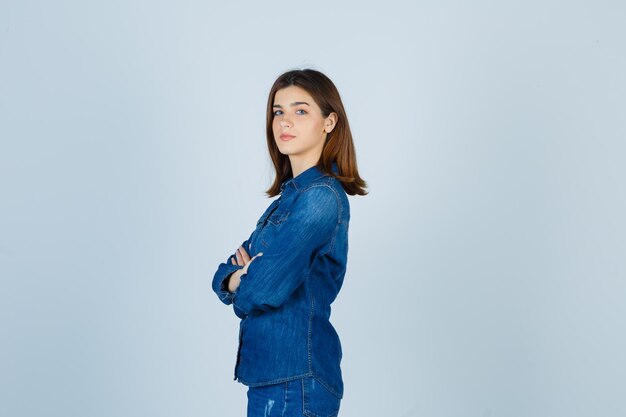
[248,200,280,254]
[255,199,281,227]
[259,209,290,248]
[267,210,289,226]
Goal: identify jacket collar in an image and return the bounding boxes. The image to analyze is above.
[280,162,338,193]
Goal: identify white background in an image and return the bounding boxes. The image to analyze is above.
[1,1,625,416]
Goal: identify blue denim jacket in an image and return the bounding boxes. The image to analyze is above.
[211,163,349,400]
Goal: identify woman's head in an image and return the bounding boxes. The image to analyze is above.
[265,68,368,197]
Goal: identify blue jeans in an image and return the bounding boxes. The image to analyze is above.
[246,376,341,417]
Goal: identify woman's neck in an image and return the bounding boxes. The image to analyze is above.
[289,156,320,178]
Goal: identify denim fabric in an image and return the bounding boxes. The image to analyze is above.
[212,162,349,400]
[247,376,341,417]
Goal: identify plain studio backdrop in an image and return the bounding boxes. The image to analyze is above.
[1,1,625,416]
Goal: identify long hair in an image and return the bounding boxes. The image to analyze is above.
[264,68,368,197]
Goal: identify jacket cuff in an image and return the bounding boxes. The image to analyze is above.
[212,263,243,305]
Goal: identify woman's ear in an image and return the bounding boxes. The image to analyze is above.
[325,112,338,133]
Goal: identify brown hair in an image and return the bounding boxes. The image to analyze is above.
[264,68,368,197]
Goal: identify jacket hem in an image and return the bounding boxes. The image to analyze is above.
[236,372,313,387]
[236,372,343,399]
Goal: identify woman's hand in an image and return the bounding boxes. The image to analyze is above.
[227,243,263,293]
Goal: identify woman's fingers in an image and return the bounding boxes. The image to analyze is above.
[234,243,255,267]
[239,245,252,264]
[242,253,262,274]
[233,243,261,269]
[235,248,244,265]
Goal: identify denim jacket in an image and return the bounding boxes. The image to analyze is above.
[211,162,349,400]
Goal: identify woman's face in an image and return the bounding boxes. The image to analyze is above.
[272,85,336,165]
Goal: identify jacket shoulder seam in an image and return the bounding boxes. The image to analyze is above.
[299,183,342,225]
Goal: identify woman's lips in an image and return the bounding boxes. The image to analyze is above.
[280,134,295,141]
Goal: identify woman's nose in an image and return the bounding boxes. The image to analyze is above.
[280,119,292,128]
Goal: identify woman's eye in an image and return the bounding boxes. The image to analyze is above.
[273,109,307,116]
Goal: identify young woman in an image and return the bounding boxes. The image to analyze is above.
[212,68,367,417]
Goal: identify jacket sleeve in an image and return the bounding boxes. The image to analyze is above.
[232,186,339,316]
[211,230,254,307]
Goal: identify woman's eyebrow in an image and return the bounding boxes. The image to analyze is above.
[272,101,310,108]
